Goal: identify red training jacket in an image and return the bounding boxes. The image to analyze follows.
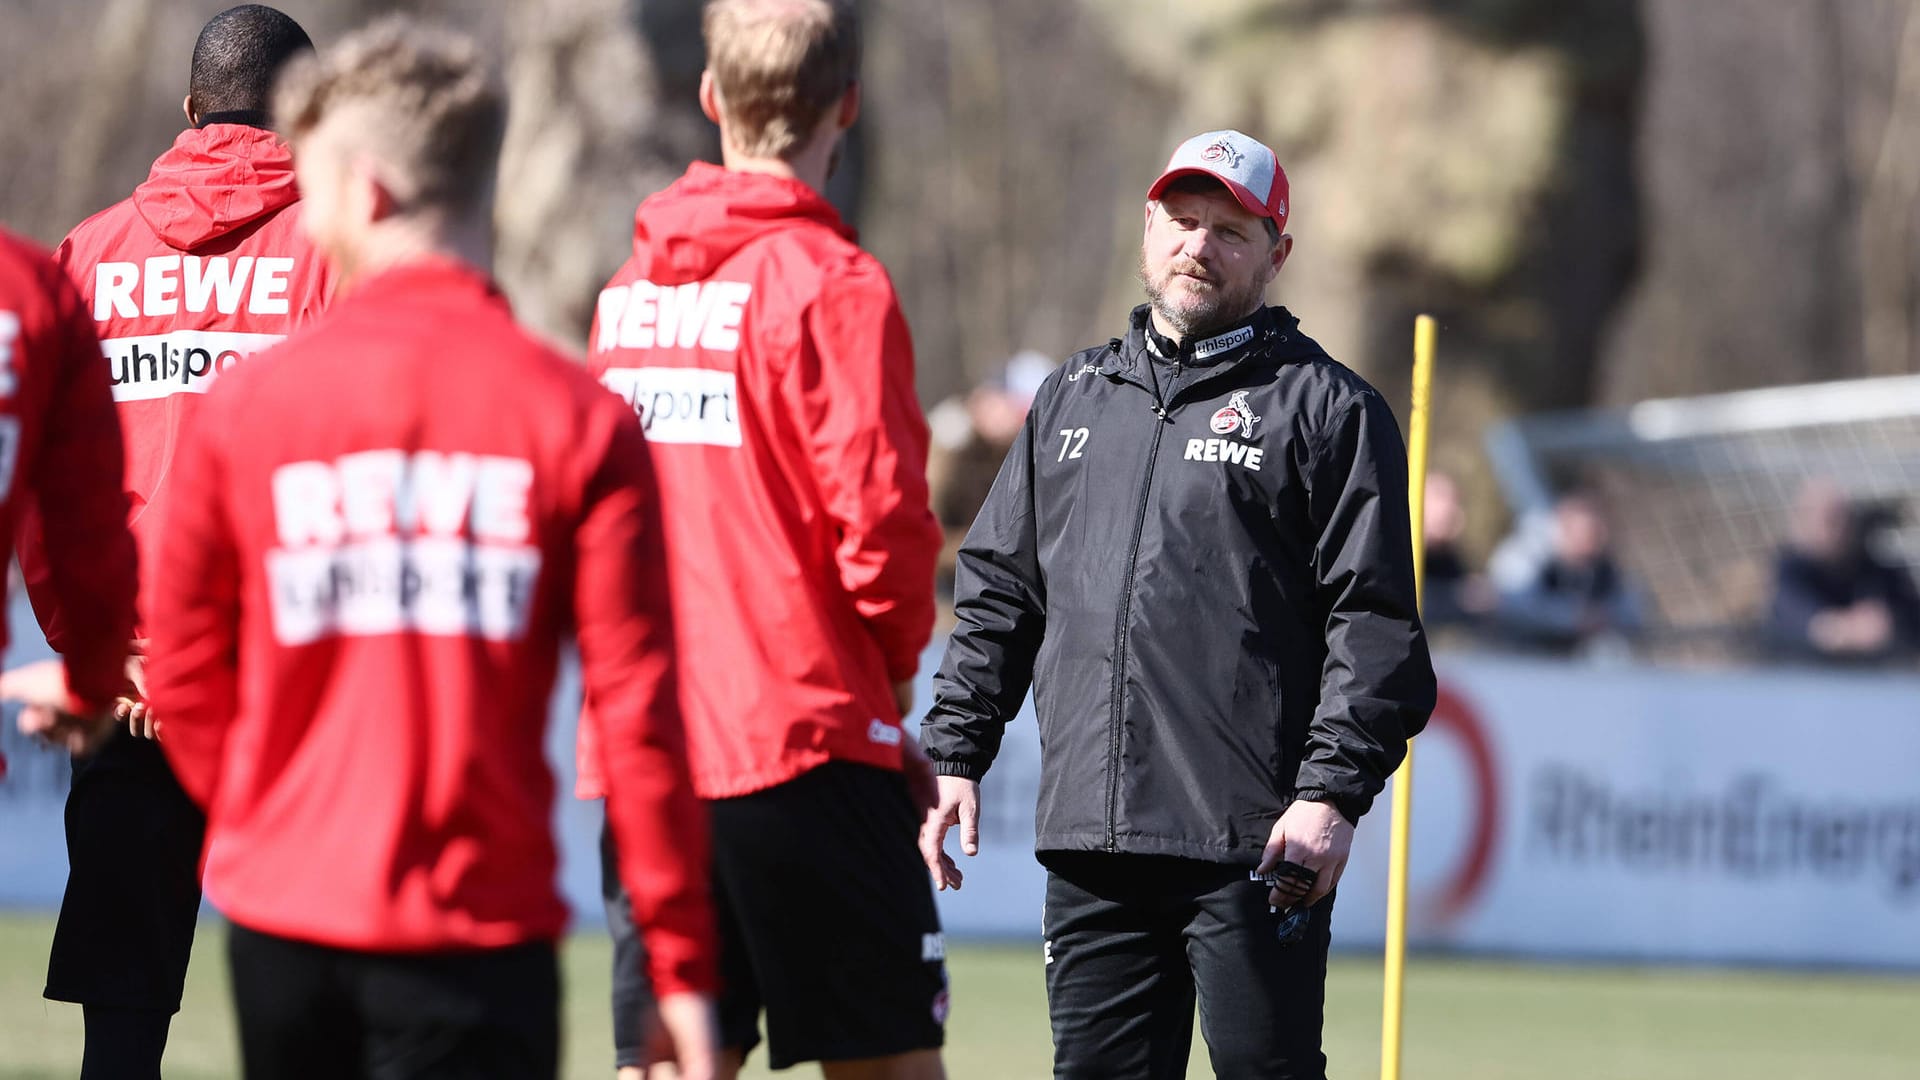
[146,259,715,997]
[579,162,940,800]
[20,123,331,650]
[0,228,137,721]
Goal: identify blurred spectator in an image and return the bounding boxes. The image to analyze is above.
[927,350,1052,607]
[1420,471,1495,629]
[1489,492,1644,654]
[1766,480,1920,665]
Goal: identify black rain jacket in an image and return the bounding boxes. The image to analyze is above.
[922,304,1435,863]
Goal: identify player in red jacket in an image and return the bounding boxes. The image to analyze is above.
[0,229,138,766]
[144,19,718,1080]
[583,2,946,1077]
[9,8,325,1076]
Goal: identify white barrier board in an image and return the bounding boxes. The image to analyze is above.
[910,653,1920,968]
[6,598,1916,968]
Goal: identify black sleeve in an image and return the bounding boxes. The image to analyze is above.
[1878,560,1920,649]
[1290,389,1436,820]
[1764,556,1824,656]
[920,413,1045,781]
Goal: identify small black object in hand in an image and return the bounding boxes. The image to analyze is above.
[1250,862,1319,946]
[1250,860,1318,894]
[1273,904,1313,946]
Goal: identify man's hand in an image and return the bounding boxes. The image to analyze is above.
[1810,600,1895,655]
[1257,799,1354,909]
[919,774,980,891]
[2,659,115,757]
[116,649,159,739]
[643,990,720,1080]
[116,698,158,740]
[1848,600,1894,651]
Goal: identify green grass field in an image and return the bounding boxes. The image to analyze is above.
[2,915,1917,1078]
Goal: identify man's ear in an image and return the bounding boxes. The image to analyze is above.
[698,69,722,127]
[351,157,403,224]
[182,94,197,127]
[836,80,861,130]
[1144,201,1157,236]
[1270,232,1294,278]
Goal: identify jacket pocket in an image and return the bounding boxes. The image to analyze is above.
[1261,657,1292,786]
[1230,655,1285,791]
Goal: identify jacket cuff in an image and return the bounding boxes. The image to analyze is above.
[62,691,114,720]
[932,759,987,781]
[648,950,720,999]
[62,648,130,718]
[1292,788,1366,826]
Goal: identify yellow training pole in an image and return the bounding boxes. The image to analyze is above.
[1381,314,1434,1080]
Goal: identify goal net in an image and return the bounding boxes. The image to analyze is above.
[1485,374,1920,664]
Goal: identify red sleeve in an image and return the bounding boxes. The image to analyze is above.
[792,261,941,682]
[576,403,717,997]
[17,253,136,714]
[17,233,103,663]
[16,503,68,655]
[572,302,610,803]
[146,390,241,808]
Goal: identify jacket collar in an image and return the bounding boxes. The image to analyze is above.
[1141,307,1269,366]
[194,109,271,129]
[633,161,854,285]
[1100,304,1300,389]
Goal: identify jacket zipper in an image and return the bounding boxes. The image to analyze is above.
[1105,360,1173,851]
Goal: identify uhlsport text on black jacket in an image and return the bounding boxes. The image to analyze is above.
[922,304,1436,863]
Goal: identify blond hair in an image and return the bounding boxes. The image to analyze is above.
[274,16,504,216]
[703,0,859,160]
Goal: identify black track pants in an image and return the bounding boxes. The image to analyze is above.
[1041,852,1334,1080]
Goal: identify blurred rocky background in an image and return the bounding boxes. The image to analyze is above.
[3,0,1917,557]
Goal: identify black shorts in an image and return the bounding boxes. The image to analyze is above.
[226,922,559,1080]
[710,761,947,1070]
[46,728,207,1012]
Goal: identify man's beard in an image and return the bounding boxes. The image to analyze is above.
[1137,250,1266,340]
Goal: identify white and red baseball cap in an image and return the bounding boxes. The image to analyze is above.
[1147,129,1289,233]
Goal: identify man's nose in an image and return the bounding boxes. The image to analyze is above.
[1181,230,1215,263]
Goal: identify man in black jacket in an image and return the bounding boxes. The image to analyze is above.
[918,130,1435,1080]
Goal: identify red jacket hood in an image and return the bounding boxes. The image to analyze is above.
[132,124,300,251]
[634,161,856,285]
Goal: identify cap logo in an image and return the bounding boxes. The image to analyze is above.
[1200,138,1243,170]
